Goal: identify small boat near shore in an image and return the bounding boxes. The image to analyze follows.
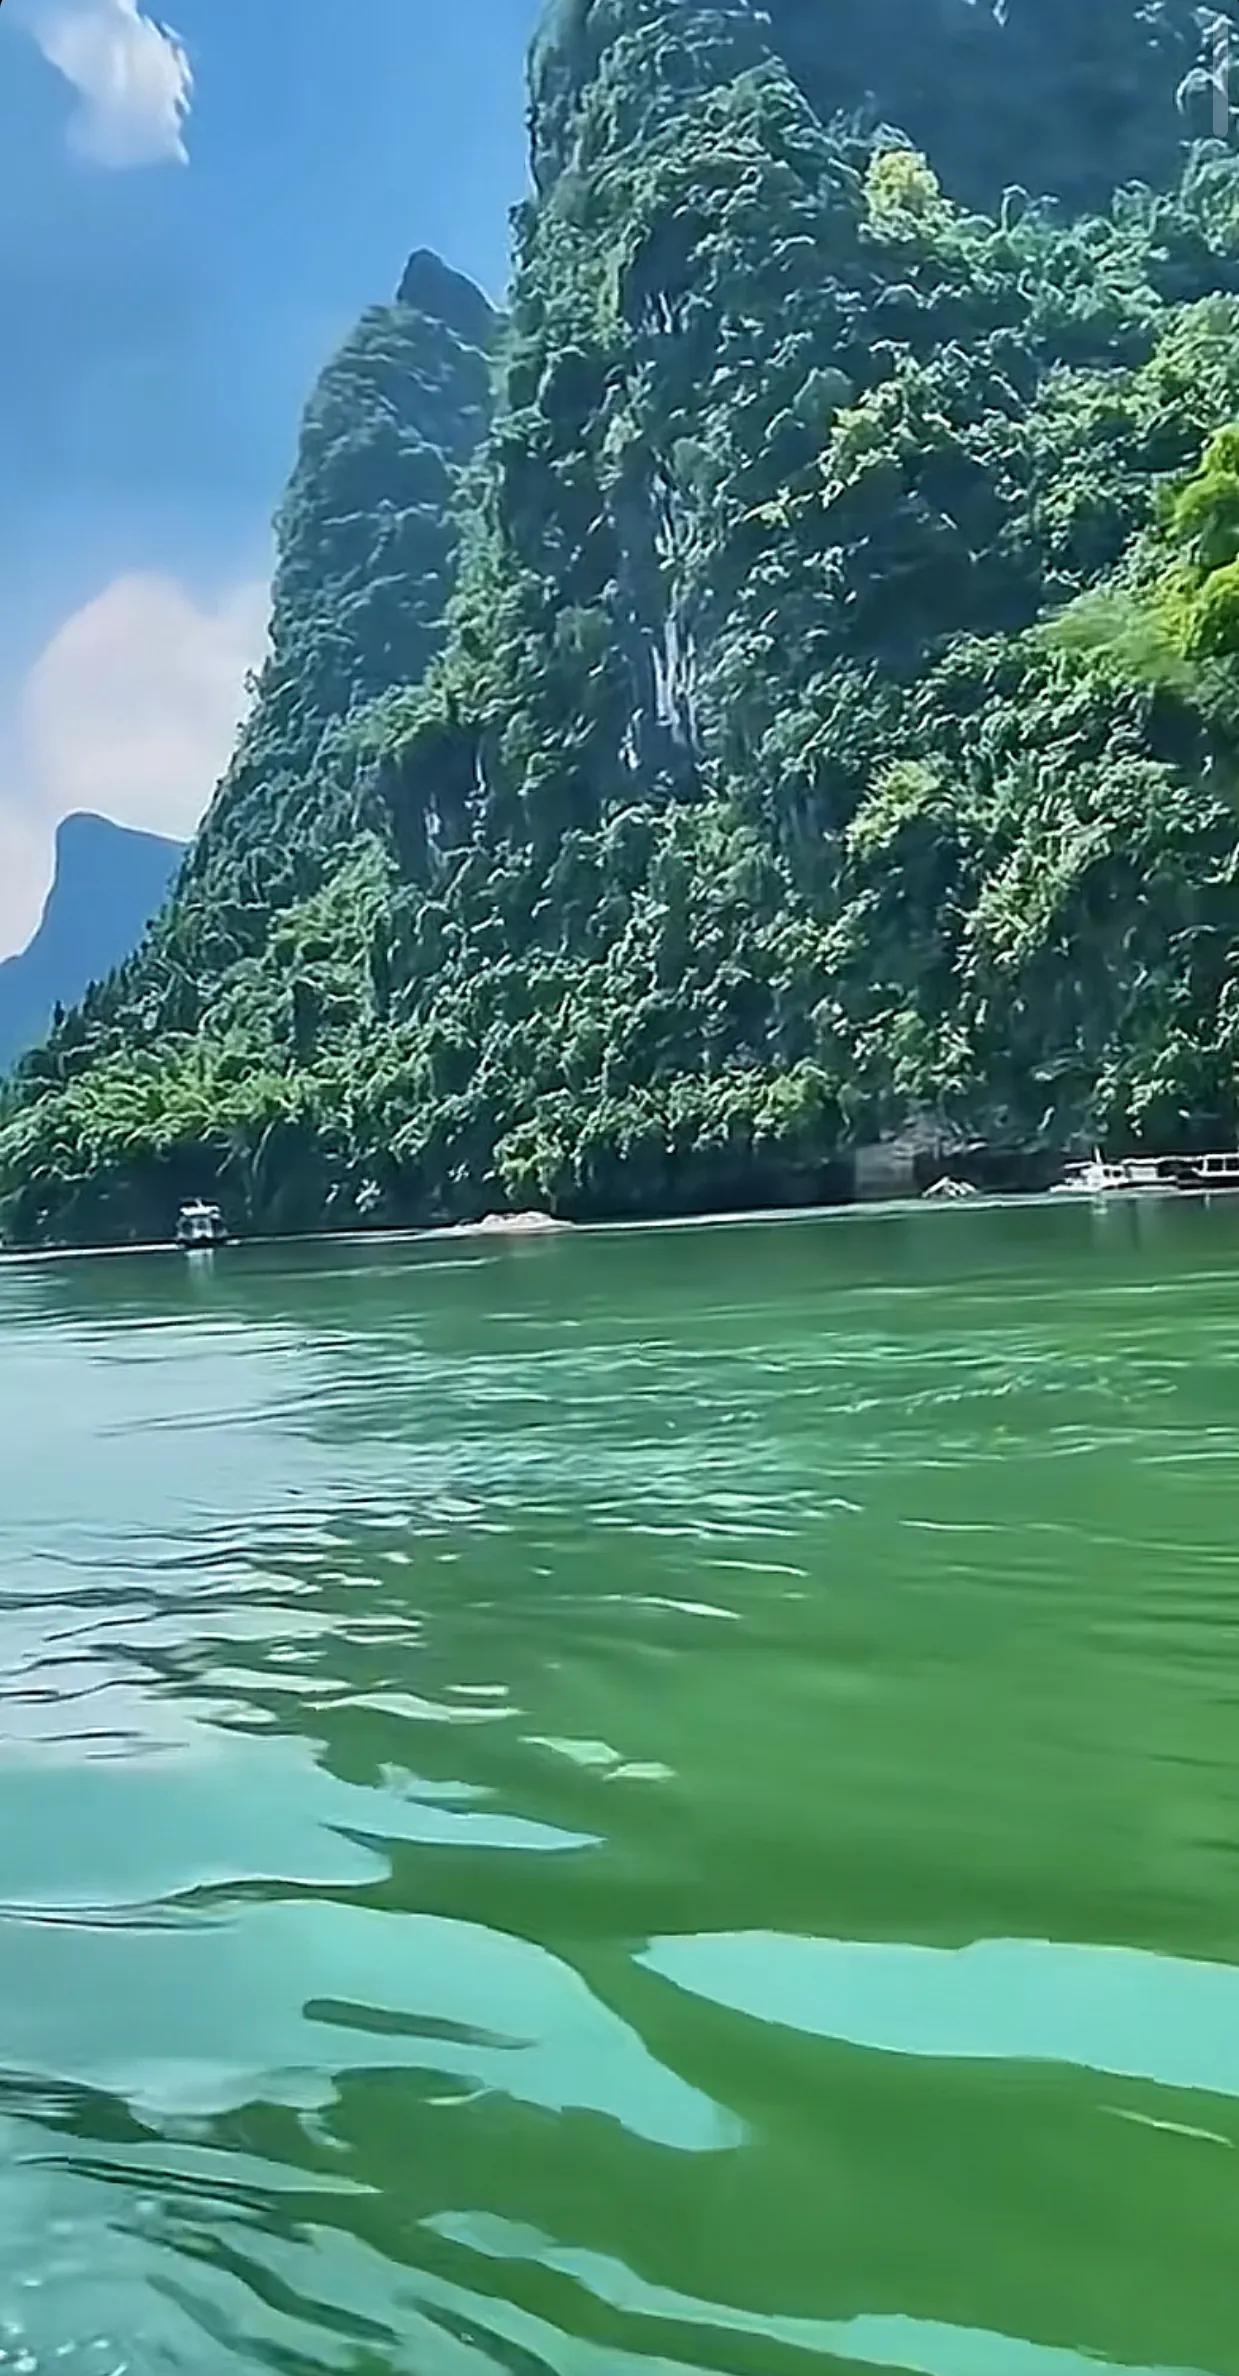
[176,1200,228,1251]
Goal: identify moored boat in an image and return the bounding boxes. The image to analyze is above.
[176,1200,228,1251]
[1177,1152,1239,1193]
[1051,1155,1176,1198]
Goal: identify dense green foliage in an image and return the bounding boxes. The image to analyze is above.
[11,0,1239,1242]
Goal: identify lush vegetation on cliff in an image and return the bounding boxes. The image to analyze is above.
[8,0,1239,1243]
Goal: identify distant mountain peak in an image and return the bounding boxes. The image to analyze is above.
[0,814,183,1075]
[53,810,180,861]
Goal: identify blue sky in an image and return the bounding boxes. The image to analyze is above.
[0,0,540,953]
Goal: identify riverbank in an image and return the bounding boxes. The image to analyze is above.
[4,1179,1231,1265]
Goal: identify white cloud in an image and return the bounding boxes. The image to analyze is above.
[25,573,269,838]
[0,572,269,957]
[10,0,193,168]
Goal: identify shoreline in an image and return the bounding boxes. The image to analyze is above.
[1,1182,1232,1267]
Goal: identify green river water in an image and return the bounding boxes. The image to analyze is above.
[2,1201,1239,2374]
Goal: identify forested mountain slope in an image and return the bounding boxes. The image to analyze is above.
[8,0,1239,1243]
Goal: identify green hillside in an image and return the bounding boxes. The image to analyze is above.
[9,0,1239,1243]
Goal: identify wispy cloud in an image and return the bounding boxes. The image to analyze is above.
[0,572,269,956]
[23,573,269,841]
[10,0,193,168]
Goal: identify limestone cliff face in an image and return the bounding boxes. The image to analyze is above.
[11,3,1239,1244]
[182,252,498,934]
[487,0,1239,856]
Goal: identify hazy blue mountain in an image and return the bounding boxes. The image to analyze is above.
[0,814,183,1074]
